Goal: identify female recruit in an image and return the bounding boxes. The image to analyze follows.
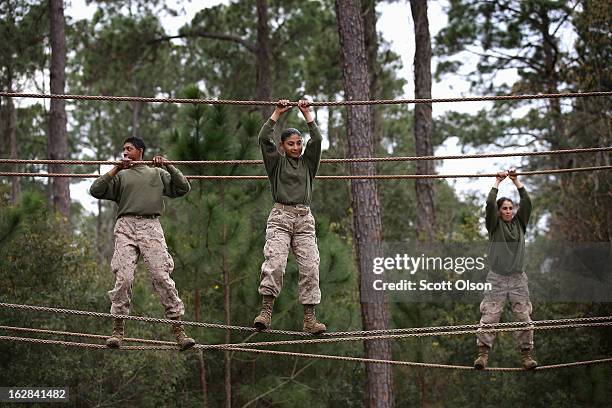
[253,99,326,334]
[474,169,537,370]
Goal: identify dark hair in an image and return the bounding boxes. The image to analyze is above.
[123,137,146,158]
[280,128,302,143]
[496,197,514,210]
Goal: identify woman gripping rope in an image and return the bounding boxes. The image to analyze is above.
[253,99,326,334]
[474,169,537,370]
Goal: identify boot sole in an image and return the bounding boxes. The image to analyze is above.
[179,340,196,351]
[474,363,486,370]
[254,322,269,331]
[523,364,538,370]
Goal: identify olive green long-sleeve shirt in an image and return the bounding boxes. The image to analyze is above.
[485,186,532,275]
[258,119,322,206]
[89,164,190,218]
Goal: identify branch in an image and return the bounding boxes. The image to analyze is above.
[466,46,544,72]
[492,136,539,148]
[94,366,144,408]
[241,360,315,408]
[492,0,523,16]
[551,2,577,38]
[276,20,300,50]
[149,31,256,54]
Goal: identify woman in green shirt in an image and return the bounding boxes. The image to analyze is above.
[90,137,195,351]
[253,99,326,334]
[474,169,537,370]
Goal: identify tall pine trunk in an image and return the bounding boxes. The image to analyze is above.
[48,0,70,217]
[410,4,435,402]
[5,76,20,204]
[362,0,381,146]
[256,0,271,120]
[131,101,142,139]
[194,289,209,408]
[410,0,436,241]
[335,1,394,406]
[221,187,232,408]
[540,16,570,175]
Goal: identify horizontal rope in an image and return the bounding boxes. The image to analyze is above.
[1,334,611,372]
[1,91,611,106]
[0,325,177,346]
[2,302,612,338]
[208,322,612,349]
[219,346,612,372]
[3,321,611,350]
[0,166,610,180]
[0,302,305,336]
[1,147,609,166]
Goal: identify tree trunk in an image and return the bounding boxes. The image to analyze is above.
[5,79,20,204]
[335,1,394,407]
[48,0,70,218]
[540,13,569,169]
[221,188,232,408]
[538,9,573,238]
[410,0,436,241]
[94,108,105,263]
[409,6,435,401]
[194,288,209,408]
[256,0,272,119]
[1,0,13,159]
[223,256,231,408]
[131,101,142,139]
[362,0,380,146]
[0,99,5,159]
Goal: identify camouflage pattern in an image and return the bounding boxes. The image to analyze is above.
[258,206,321,305]
[108,216,185,318]
[477,271,534,350]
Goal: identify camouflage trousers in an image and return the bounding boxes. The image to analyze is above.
[476,271,534,350]
[258,205,321,305]
[108,216,185,318]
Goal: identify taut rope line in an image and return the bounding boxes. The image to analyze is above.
[2,321,612,348]
[1,91,611,106]
[1,334,610,372]
[1,147,610,166]
[1,166,611,180]
[2,302,611,338]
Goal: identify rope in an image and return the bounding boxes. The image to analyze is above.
[2,321,611,349]
[1,90,610,106]
[0,325,176,346]
[308,316,612,337]
[204,322,612,349]
[218,347,612,372]
[2,302,611,338]
[1,166,610,180]
[1,147,609,166]
[0,302,305,336]
[1,334,610,372]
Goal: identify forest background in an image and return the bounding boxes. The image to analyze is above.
[0,0,610,407]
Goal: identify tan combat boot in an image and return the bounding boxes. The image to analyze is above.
[171,317,196,351]
[106,318,124,348]
[253,295,275,331]
[303,305,326,334]
[521,349,538,370]
[474,345,490,370]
